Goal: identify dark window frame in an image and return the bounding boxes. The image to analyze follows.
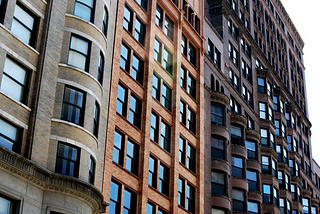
[55,142,80,178]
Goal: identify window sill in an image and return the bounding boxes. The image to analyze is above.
[0,91,31,113]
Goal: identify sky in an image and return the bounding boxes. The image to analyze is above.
[280,0,320,164]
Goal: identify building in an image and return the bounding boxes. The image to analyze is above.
[204,0,320,213]
[102,0,205,213]
[0,0,117,213]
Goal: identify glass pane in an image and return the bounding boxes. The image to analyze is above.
[114,131,122,149]
[0,196,10,214]
[74,3,92,21]
[0,119,18,141]
[211,171,224,184]
[4,58,27,85]
[78,0,94,7]
[11,19,32,44]
[68,50,86,70]
[123,189,131,209]
[70,37,88,55]
[14,5,34,29]
[110,181,119,201]
[1,75,23,102]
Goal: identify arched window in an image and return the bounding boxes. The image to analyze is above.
[211,75,215,90]
[215,80,219,92]
[102,6,108,37]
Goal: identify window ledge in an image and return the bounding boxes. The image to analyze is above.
[0,91,31,112]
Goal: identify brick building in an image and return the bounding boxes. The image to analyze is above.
[0,0,116,213]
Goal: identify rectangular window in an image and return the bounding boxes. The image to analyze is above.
[123,5,133,32]
[246,140,256,159]
[1,57,28,103]
[0,118,20,153]
[162,83,172,111]
[180,100,186,125]
[150,112,159,143]
[214,48,221,69]
[109,180,121,214]
[137,0,147,11]
[152,73,160,100]
[159,163,170,196]
[120,42,130,72]
[211,171,226,196]
[155,4,163,27]
[97,52,104,84]
[188,108,196,134]
[126,139,139,176]
[208,39,213,59]
[263,184,271,203]
[160,121,171,152]
[55,142,80,177]
[148,156,157,188]
[116,83,127,117]
[134,17,146,46]
[113,130,124,165]
[248,201,259,214]
[232,189,245,211]
[180,66,187,89]
[187,183,195,213]
[232,156,244,178]
[188,74,196,99]
[231,126,242,145]
[262,156,270,173]
[188,42,197,67]
[102,7,108,36]
[68,35,90,71]
[74,0,95,22]
[0,0,8,24]
[164,15,174,41]
[181,34,187,56]
[228,42,239,66]
[132,54,144,85]
[211,136,225,160]
[129,94,141,128]
[247,170,258,190]
[154,38,162,63]
[187,144,196,172]
[259,102,267,119]
[211,102,225,126]
[178,177,185,207]
[257,77,265,93]
[303,198,309,214]
[123,188,137,213]
[11,2,38,47]
[212,208,226,214]
[93,102,100,138]
[88,156,95,184]
[179,136,186,164]
[61,86,85,126]
[163,47,173,74]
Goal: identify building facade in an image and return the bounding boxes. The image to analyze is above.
[204,0,320,213]
[0,0,116,213]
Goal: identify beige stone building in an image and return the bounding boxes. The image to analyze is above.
[0,0,117,213]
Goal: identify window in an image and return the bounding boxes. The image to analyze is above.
[228,19,239,40]
[123,188,137,213]
[120,42,130,72]
[155,4,163,27]
[263,184,271,203]
[272,159,277,176]
[179,136,186,164]
[232,156,244,178]
[163,47,173,74]
[109,180,121,214]
[134,17,146,46]
[275,120,280,136]
[211,136,225,160]
[126,139,139,176]
[74,0,95,22]
[97,52,104,84]
[188,74,196,99]
[260,128,269,147]
[188,108,196,134]
[102,7,108,36]
[132,54,144,85]
[211,171,226,196]
[93,102,100,138]
[248,201,259,214]
[61,86,85,126]
[55,142,80,177]
[123,5,133,32]
[68,35,90,71]
[273,187,279,207]
[312,207,317,214]
[303,198,309,214]
[147,202,156,214]
[137,0,147,11]
[214,48,221,69]
[247,170,258,190]
[278,171,284,186]
[268,106,274,122]
[162,83,172,111]
[11,3,38,47]
[187,144,196,172]
[280,198,285,214]
[257,77,265,93]
[113,130,124,165]
[1,57,28,103]
[0,118,20,153]
[178,177,185,207]
[211,102,225,126]
[241,60,252,83]
[159,163,170,196]
[129,94,142,128]
[0,194,20,214]
[208,39,213,59]
[229,69,239,91]
[231,126,243,145]
[148,156,157,187]
[164,15,174,41]
[154,38,162,63]
[88,156,95,184]
[152,73,161,100]
[180,100,186,125]
[262,156,270,173]
[187,183,195,213]
[212,208,226,214]
[180,66,187,89]
[259,102,267,119]
[228,42,239,66]
[285,173,290,190]
[188,42,197,67]
[116,83,127,117]
[246,140,256,159]
[150,112,159,143]
[160,120,171,152]
[232,189,245,211]
[273,96,279,111]
[181,34,187,56]
[0,0,8,24]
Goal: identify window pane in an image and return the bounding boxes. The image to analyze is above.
[11,19,32,44]
[68,50,87,71]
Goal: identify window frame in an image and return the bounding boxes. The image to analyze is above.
[55,142,80,178]
[68,34,91,72]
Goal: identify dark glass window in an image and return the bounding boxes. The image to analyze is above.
[179,136,186,164]
[97,52,104,84]
[214,48,221,69]
[181,34,187,56]
[116,83,127,117]
[247,170,258,190]
[88,156,95,184]
[159,163,169,196]
[123,188,137,214]
[147,202,156,214]
[155,4,163,27]
[160,121,171,152]
[126,139,139,176]
[150,112,159,143]
[0,118,20,153]
[211,171,226,196]
[61,86,85,126]
[232,156,244,178]
[0,0,8,24]
[263,184,271,203]
[180,100,186,125]
[164,15,174,41]
[180,66,187,89]
[259,102,267,119]
[154,38,162,63]
[134,17,146,46]
[132,54,144,85]
[120,43,130,72]
[231,126,243,145]
[137,0,148,11]
[11,2,38,47]
[1,57,28,103]
[188,42,196,67]
[211,102,225,126]
[148,156,157,188]
[232,189,245,211]
[162,83,172,111]
[152,73,160,100]
[246,140,256,159]
[109,180,121,214]
[262,156,270,173]
[248,201,259,214]
[113,130,124,165]
[178,177,185,207]
[163,47,173,74]
[188,75,196,99]
[55,142,80,177]
[187,144,196,172]
[74,0,95,22]
[187,183,195,213]
[188,108,196,134]
[258,77,265,93]
[93,102,100,138]
[260,128,268,146]
[102,7,108,36]
[68,35,90,71]
[123,5,133,32]
[0,194,20,214]
[211,136,225,160]
[129,94,141,128]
